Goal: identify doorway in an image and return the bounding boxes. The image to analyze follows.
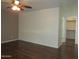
[66,16,76,46]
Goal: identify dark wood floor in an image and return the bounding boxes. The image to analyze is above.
[1,40,77,59]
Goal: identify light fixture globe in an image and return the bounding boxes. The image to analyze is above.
[14,0,20,5]
[11,6,17,10]
[11,5,20,11]
[17,7,20,11]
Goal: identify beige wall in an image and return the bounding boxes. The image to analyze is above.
[19,8,59,48]
[1,10,18,42]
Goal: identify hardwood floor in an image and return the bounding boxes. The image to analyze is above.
[1,40,77,59]
[1,41,19,59]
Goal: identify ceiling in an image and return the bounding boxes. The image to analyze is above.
[61,0,78,6]
[1,0,59,11]
[1,0,77,11]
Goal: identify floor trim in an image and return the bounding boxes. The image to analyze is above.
[1,39,18,44]
[18,39,59,48]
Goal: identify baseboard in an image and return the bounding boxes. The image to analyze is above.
[19,40,58,49]
[1,39,18,44]
[18,39,58,48]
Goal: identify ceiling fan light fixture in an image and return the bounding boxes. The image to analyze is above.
[11,6,17,10]
[11,5,20,11]
[17,7,20,11]
[14,0,20,5]
[7,0,32,11]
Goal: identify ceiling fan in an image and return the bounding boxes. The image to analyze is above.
[7,0,32,11]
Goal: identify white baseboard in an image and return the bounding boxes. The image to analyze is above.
[1,55,12,58]
[1,39,18,44]
[18,39,59,48]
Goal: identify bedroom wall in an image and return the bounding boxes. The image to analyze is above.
[1,10,18,43]
[19,7,59,48]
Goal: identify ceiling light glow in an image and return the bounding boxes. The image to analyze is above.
[11,6,20,11]
[14,0,19,5]
[17,7,20,11]
[11,6,17,10]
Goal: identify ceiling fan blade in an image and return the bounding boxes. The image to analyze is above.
[7,6,11,8]
[21,8,24,11]
[24,5,32,9]
[11,0,15,4]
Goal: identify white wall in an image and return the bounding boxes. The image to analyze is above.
[19,8,59,48]
[75,18,78,44]
[58,16,66,46]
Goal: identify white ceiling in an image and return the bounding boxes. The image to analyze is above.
[1,0,59,11]
[28,0,59,10]
[2,0,77,11]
